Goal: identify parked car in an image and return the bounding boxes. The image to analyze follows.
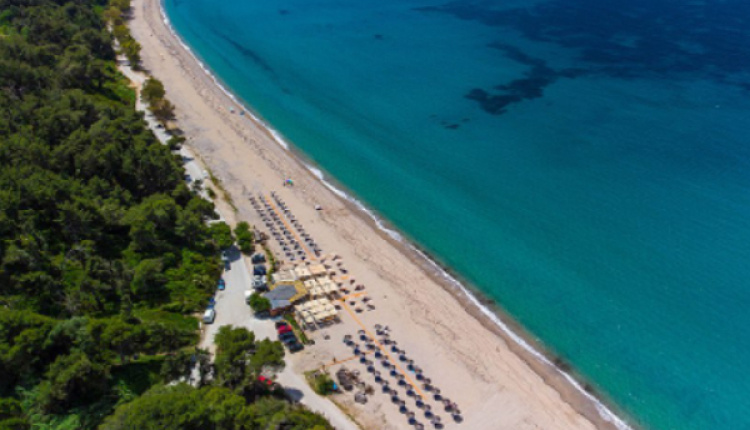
[252,275,267,290]
[253,265,266,276]
[279,332,297,344]
[217,278,226,290]
[221,251,230,270]
[203,309,216,324]
[275,321,290,329]
[287,342,304,353]
[277,325,292,335]
[251,253,266,264]
[207,297,216,309]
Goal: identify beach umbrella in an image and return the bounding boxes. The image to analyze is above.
[374,376,383,383]
[408,418,417,426]
[374,351,383,359]
[399,355,408,362]
[383,360,391,368]
[416,400,425,409]
[398,379,407,386]
[367,366,375,373]
[383,385,391,393]
[353,348,361,356]
[391,395,400,403]
[406,389,415,397]
[425,411,434,419]
[453,414,463,423]
[416,374,424,381]
[400,406,408,414]
[391,346,400,353]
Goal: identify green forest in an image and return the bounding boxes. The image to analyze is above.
[0,0,330,428]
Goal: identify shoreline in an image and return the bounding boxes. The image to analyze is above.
[139,1,634,428]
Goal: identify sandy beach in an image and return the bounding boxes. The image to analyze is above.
[127,0,628,428]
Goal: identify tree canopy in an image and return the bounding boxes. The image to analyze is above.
[0,0,331,427]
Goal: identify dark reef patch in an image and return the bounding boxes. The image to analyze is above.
[214,31,276,76]
[418,0,750,114]
[466,44,586,115]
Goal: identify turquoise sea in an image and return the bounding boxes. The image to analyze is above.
[163,0,750,428]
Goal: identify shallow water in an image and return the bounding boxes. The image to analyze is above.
[164,0,750,428]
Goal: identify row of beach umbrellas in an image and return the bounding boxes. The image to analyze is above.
[344,330,462,428]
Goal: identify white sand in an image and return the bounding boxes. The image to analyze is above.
[127,1,627,428]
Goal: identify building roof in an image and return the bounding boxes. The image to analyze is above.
[272,269,297,284]
[265,281,307,309]
[294,265,312,279]
[309,264,328,277]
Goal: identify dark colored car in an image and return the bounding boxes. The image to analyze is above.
[217,279,226,290]
[252,253,266,264]
[279,332,297,344]
[275,321,290,329]
[288,342,304,353]
[253,265,267,276]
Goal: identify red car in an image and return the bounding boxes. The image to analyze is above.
[277,325,292,335]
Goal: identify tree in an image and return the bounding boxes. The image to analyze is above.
[234,222,254,255]
[247,293,270,315]
[151,98,175,123]
[120,38,141,68]
[141,78,165,105]
[249,339,284,374]
[37,351,109,413]
[208,222,234,250]
[214,326,255,389]
[312,373,336,395]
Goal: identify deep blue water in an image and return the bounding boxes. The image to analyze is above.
[163,0,750,428]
